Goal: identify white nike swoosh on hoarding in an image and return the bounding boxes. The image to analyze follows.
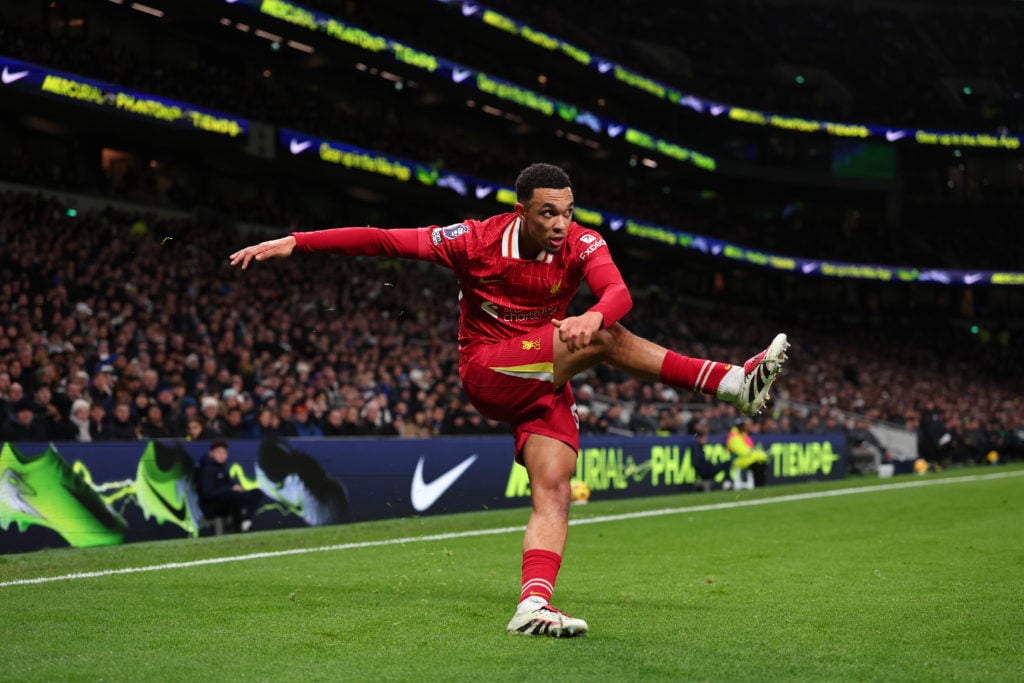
[289,139,313,154]
[963,272,985,285]
[410,454,478,512]
[680,96,703,113]
[2,67,30,84]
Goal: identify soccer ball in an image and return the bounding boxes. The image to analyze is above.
[913,458,929,475]
[570,479,590,504]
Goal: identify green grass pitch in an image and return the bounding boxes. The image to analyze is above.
[1,465,1021,682]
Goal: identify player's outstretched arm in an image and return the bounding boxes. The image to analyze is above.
[229,235,297,270]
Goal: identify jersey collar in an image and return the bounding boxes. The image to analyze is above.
[502,217,554,263]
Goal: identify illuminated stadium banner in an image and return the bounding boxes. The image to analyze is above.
[280,128,1024,287]
[2,55,1018,288]
[432,0,1023,151]
[0,56,250,139]
[0,434,846,553]
[226,0,716,171]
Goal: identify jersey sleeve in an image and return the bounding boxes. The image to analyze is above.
[419,222,476,270]
[584,261,632,328]
[291,227,436,261]
[573,226,632,328]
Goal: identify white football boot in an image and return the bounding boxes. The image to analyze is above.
[507,603,588,637]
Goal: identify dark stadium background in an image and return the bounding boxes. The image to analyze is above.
[1,0,1021,467]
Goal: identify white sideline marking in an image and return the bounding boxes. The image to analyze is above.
[1,470,1020,588]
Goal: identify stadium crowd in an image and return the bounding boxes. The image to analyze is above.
[1,191,1021,470]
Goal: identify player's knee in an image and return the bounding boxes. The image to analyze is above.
[531,476,571,511]
[591,323,629,352]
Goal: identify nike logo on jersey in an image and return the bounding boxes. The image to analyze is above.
[410,455,478,512]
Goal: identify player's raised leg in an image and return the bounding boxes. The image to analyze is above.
[552,323,789,416]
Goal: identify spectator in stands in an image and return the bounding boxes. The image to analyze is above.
[184,416,207,442]
[89,365,117,412]
[172,396,200,437]
[243,407,278,440]
[628,401,660,435]
[571,404,591,435]
[104,401,139,440]
[290,404,323,437]
[222,405,250,439]
[139,401,173,439]
[276,402,298,437]
[402,409,434,438]
[88,403,111,441]
[69,398,93,442]
[199,396,227,437]
[358,401,395,436]
[320,407,347,437]
[2,381,26,425]
[599,402,631,436]
[43,396,77,442]
[2,399,48,442]
[30,384,53,418]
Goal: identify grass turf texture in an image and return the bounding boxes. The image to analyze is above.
[1,465,1021,682]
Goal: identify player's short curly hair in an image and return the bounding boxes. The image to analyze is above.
[515,163,572,202]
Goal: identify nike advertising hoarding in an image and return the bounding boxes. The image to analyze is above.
[0,433,847,553]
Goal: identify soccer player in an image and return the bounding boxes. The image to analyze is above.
[229,162,789,637]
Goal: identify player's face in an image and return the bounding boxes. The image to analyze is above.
[516,187,574,256]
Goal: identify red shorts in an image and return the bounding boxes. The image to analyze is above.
[460,329,579,462]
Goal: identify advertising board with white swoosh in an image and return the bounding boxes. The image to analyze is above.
[0,56,249,139]
[4,48,1022,287]
[428,0,1023,152]
[0,433,851,554]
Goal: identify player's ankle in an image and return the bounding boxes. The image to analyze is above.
[517,595,547,613]
[715,366,743,401]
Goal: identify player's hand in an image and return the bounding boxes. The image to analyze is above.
[552,311,604,352]
[229,235,297,270]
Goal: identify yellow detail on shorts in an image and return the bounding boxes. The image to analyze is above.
[491,362,554,382]
[521,339,542,351]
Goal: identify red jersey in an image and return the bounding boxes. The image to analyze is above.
[292,212,629,353]
[427,213,618,351]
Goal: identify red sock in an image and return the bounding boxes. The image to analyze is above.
[660,351,732,395]
[520,549,562,604]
